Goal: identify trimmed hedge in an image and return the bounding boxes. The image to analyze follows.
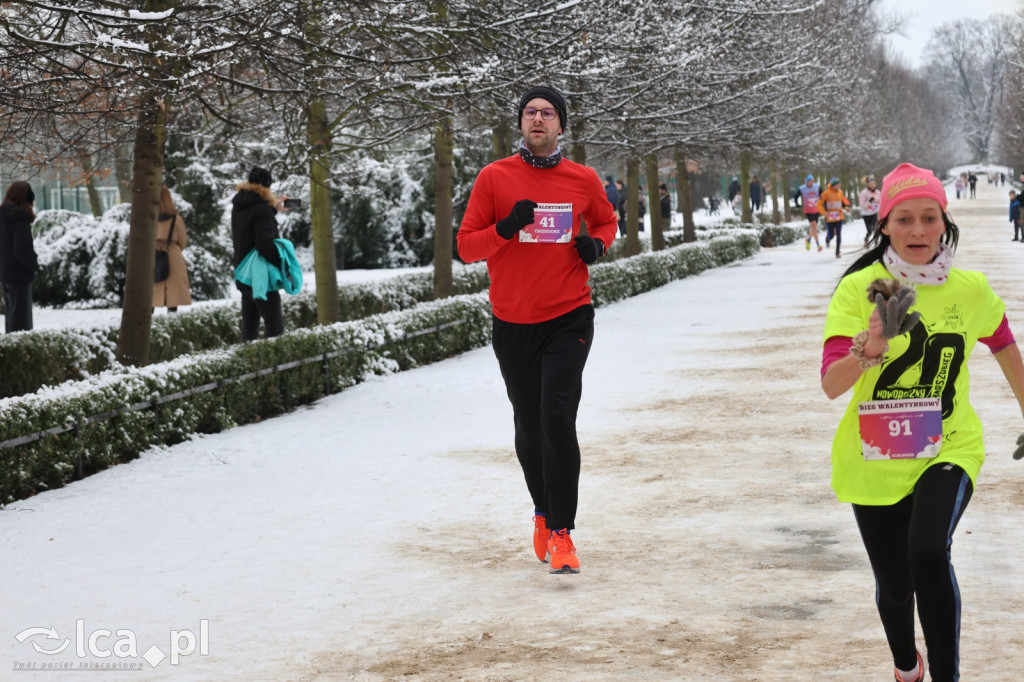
[591,231,760,307]
[602,220,802,261]
[0,294,493,505]
[0,263,491,399]
[0,229,765,505]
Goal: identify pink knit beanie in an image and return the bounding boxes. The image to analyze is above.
[879,163,947,219]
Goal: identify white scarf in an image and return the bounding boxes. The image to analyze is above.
[882,244,953,285]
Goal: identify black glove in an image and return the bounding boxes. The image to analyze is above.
[1014,433,1024,460]
[496,200,537,240]
[573,235,604,264]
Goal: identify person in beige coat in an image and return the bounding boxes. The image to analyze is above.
[153,185,192,312]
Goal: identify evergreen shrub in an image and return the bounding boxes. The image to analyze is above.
[0,264,491,398]
[0,294,494,505]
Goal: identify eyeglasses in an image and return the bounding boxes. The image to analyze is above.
[522,107,557,121]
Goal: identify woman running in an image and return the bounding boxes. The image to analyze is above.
[821,163,1024,682]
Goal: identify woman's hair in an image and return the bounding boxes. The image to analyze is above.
[159,185,177,216]
[3,181,36,221]
[840,211,960,279]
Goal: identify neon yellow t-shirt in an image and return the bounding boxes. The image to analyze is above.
[824,262,1005,505]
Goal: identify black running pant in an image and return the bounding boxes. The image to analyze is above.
[2,281,33,332]
[863,213,878,242]
[852,464,973,682]
[825,220,843,255]
[239,285,284,341]
[492,304,594,532]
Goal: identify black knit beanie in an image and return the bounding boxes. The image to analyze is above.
[517,85,567,131]
[248,166,273,188]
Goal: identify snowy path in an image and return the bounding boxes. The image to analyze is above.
[3,178,1024,680]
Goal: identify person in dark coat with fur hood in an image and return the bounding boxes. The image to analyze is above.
[0,181,40,332]
[231,166,289,341]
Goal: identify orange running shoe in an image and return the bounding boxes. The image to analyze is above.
[893,649,924,682]
[532,514,548,563]
[547,529,580,574]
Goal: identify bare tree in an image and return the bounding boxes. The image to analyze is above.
[0,0,302,364]
[993,12,1024,167]
[924,15,1015,163]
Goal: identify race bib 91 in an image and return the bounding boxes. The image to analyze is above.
[520,203,573,243]
[859,398,943,460]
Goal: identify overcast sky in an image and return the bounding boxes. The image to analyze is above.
[877,0,1021,68]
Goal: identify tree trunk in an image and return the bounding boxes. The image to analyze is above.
[571,117,586,165]
[625,155,641,257]
[781,165,791,221]
[115,97,167,367]
[433,116,454,299]
[771,159,781,225]
[308,94,340,324]
[114,145,133,204]
[77,149,104,217]
[646,153,663,251]
[492,119,511,162]
[676,148,696,243]
[740,150,752,223]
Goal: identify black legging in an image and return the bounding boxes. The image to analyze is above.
[491,304,594,531]
[852,463,973,682]
[863,213,878,242]
[826,220,843,255]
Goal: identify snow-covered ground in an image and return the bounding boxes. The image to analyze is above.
[947,163,1015,183]
[3,178,1024,680]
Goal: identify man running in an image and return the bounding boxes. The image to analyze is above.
[818,177,851,258]
[795,174,823,252]
[457,85,618,575]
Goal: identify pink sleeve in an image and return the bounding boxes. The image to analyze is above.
[822,335,852,379]
[979,314,1015,353]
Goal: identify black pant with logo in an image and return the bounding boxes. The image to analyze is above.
[852,463,973,682]
[491,304,594,532]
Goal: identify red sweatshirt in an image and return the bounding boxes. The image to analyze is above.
[457,154,618,324]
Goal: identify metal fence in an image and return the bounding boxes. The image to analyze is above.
[0,318,472,481]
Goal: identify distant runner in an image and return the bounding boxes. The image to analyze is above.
[795,174,823,252]
[818,177,851,259]
[859,175,881,244]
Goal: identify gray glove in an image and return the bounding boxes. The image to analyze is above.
[873,283,921,339]
[1014,433,1024,460]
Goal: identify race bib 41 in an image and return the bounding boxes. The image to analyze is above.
[520,203,573,243]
